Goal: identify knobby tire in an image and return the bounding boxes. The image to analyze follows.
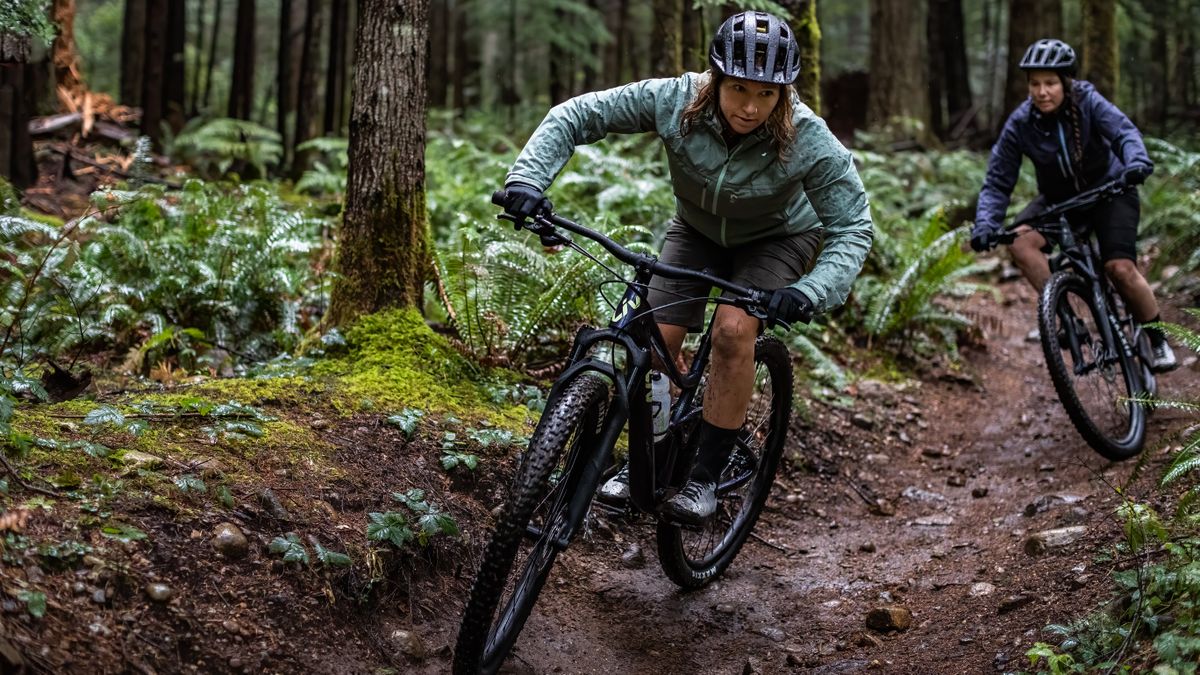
[453,373,610,674]
[1038,272,1146,460]
[656,335,793,589]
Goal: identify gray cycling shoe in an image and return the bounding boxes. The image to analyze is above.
[597,464,630,503]
[660,480,717,526]
[1150,341,1178,373]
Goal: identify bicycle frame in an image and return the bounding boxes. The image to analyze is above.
[1005,181,1144,379]
[1040,218,1131,374]
[493,193,777,546]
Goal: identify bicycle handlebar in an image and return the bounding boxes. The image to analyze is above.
[491,190,782,328]
[996,179,1132,245]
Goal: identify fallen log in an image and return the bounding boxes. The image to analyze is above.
[28,112,82,136]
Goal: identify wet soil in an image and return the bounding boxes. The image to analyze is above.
[2,277,1197,674]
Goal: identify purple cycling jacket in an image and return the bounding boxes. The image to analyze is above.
[974,80,1153,235]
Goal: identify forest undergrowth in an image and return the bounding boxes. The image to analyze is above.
[2,119,1200,671]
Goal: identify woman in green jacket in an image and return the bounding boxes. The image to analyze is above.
[498,11,874,525]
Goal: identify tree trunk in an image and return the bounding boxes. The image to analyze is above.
[867,0,930,136]
[550,7,569,104]
[201,0,223,112]
[189,0,206,115]
[582,0,601,89]
[1005,0,1062,114]
[1080,0,1117,98]
[651,0,682,78]
[293,0,324,177]
[325,0,349,135]
[120,0,147,106]
[681,0,703,73]
[927,0,946,137]
[51,0,85,101]
[278,0,296,167]
[927,0,975,140]
[1175,0,1195,110]
[1147,0,1168,130]
[327,0,431,325]
[451,0,479,112]
[428,0,449,107]
[228,0,256,120]
[1,35,36,188]
[163,0,186,132]
[141,0,168,144]
[941,0,973,134]
[782,0,820,115]
[613,0,629,85]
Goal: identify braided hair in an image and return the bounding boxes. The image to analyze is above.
[1061,76,1085,191]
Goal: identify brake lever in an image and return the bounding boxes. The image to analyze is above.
[496,212,523,231]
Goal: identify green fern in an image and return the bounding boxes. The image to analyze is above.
[1147,313,1200,505]
[168,118,283,179]
[295,137,350,196]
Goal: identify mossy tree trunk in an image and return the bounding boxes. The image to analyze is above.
[1081,0,1117,98]
[782,0,820,115]
[326,0,431,327]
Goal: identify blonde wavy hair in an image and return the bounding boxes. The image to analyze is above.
[680,71,797,161]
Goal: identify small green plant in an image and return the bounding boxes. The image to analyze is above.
[269,533,311,564]
[439,432,480,471]
[392,489,459,545]
[385,408,425,439]
[366,512,414,549]
[1026,642,1079,674]
[15,589,46,619]
[100,521,148,543]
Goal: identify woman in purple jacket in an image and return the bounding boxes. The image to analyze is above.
[970,38,1176,372]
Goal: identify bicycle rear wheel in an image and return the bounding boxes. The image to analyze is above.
[454,373,610,674]
[1039,272,1146,460]
[656,335,792,589]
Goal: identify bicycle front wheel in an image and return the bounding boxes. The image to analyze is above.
[1039,272,1146,460]
[656,335,793,589]
[454,373,610,674]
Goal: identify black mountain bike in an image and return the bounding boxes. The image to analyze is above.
[452,193,795,674]
[998,179,1156,460]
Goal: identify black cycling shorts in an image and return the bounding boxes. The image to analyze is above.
[646,216,823,330]
[1013,190,1140,262]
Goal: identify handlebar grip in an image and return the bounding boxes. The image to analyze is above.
[491,190,507,206]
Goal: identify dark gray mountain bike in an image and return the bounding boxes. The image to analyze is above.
[998,180,1156,460]
[452,193,794,674]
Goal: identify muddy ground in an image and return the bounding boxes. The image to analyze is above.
[1,273,1197,675]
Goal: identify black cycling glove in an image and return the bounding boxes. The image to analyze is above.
[969,226,1001,253]
[765,287,814,328]
[501,183,553,221]
[1122,163,1153,186]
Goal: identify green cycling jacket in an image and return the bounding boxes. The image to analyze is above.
[507,72,874,314]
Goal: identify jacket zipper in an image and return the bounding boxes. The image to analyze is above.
[712,143,747,246]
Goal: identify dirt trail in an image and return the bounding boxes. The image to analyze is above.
[427,279,1196,674]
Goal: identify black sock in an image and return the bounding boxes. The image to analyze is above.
[691,420,740,484]
[1143,315,1166,346]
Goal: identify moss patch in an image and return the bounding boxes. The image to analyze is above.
[315,309,532,428]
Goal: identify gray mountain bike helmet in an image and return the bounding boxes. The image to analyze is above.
[1019,38,1077,76]
[709,11,801,85]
